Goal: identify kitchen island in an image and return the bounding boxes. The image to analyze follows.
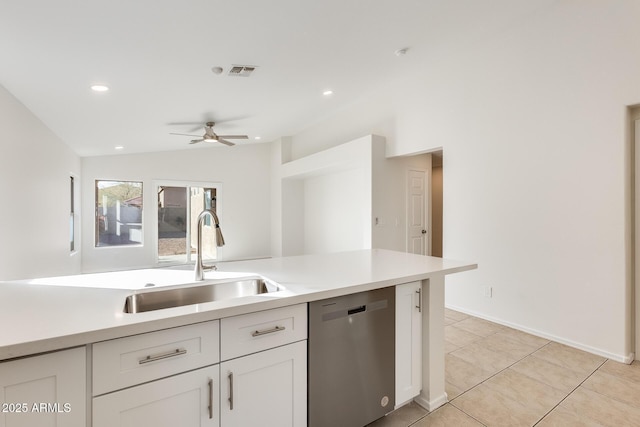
[0,249,476,425]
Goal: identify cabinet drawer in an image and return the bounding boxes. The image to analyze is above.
[221,304,307,361]
[93,364,219,427]
[93,320,219,396]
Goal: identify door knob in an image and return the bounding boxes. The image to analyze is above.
[421,230,427,234]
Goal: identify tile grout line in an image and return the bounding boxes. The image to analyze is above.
[530,357,608,426]
[445,313,625,427]
[396,312,621,427]
[447,330,551,424]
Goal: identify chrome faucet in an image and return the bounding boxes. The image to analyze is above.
[195,208,225,281]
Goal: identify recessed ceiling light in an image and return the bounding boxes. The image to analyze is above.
[323,90,333,96]
[91,85,109,92]
[114,146,124,150]
[254,136,261,140]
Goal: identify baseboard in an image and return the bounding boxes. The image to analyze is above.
[445,304,634,364]
[413,392,448,412]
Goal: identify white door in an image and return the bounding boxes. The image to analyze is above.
[0,347,86,427]
[220,341,306,427]
[407,169,428,255]
[93,365,219,427]
[395,282,422,406]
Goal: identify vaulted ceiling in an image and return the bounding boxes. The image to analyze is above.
[0,0,552,156]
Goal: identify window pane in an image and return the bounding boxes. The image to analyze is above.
[190,188,217,261]
[158,186,191,261]
[70,176,75,252]
[96,180,143,247]
[157,184,218,264]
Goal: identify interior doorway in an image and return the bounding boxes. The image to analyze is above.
[403,150,443,257]
[632,107,640,360]
[431,152,443,257]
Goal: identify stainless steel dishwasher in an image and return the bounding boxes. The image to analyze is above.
[308,286,395,427]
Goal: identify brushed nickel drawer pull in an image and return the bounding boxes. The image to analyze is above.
[416,288,422,313]
[208,378,213,419]
[251,325,286,337]
[228,372,234,410]
[138,348,187,364]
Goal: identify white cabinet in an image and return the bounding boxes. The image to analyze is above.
[0,347,86,427]
[92,320,220,427]
[220,303,306,360]
[219,303,307,427]
[92,304,307,427]
[92,320,220,396]
[395,281,422,407]
[220,341,306,427]
[93,365,219,427]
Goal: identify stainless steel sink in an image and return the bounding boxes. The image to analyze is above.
[123,278,282,313]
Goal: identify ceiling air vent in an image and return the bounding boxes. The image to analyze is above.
[228,65,257,77]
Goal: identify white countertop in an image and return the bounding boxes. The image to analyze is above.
[0,249,476,361]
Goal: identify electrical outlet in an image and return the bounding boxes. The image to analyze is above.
[483,286,492,298]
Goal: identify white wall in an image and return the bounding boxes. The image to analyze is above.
[277,134,427,255]
[279,135,374,255]
[303,168,367,254]
[0,85,81,280]
[286,2,640,361]
[81,144,271,273]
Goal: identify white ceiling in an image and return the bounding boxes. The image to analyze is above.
[0,0,550,157]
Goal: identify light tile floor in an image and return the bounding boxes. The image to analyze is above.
[369,308,640,427]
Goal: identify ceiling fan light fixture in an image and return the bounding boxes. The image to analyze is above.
[171,121,247,147]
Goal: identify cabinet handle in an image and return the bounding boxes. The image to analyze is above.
[138,348,187,364]
[208,378,213,419]
[416,288,422,313]
[251,325,286,337]
[228,372,234,410]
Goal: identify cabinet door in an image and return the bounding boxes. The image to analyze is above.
[93,365,219,427]
[0,347,86,427]
[396,281,422,406]
[220,340,306,427]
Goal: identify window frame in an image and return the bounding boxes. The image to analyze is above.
[94,179,144,248]
[154,180,223,266]
[70,173,80,255]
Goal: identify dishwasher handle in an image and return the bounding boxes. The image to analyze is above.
[347,305,366,315]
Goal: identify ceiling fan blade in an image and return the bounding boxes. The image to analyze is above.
[217,139,235,146]
[168,122,209,133]
[171,132,202,137]
[167,121,205,126]
[217,135,248,140]
[189,139,204,144]
[168,115,251,133]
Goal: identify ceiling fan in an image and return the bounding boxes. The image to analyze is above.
[170,122,248,146]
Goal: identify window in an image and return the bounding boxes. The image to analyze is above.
[70,176,77,252]
[95,180,143,247]
[157,183,220,264]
